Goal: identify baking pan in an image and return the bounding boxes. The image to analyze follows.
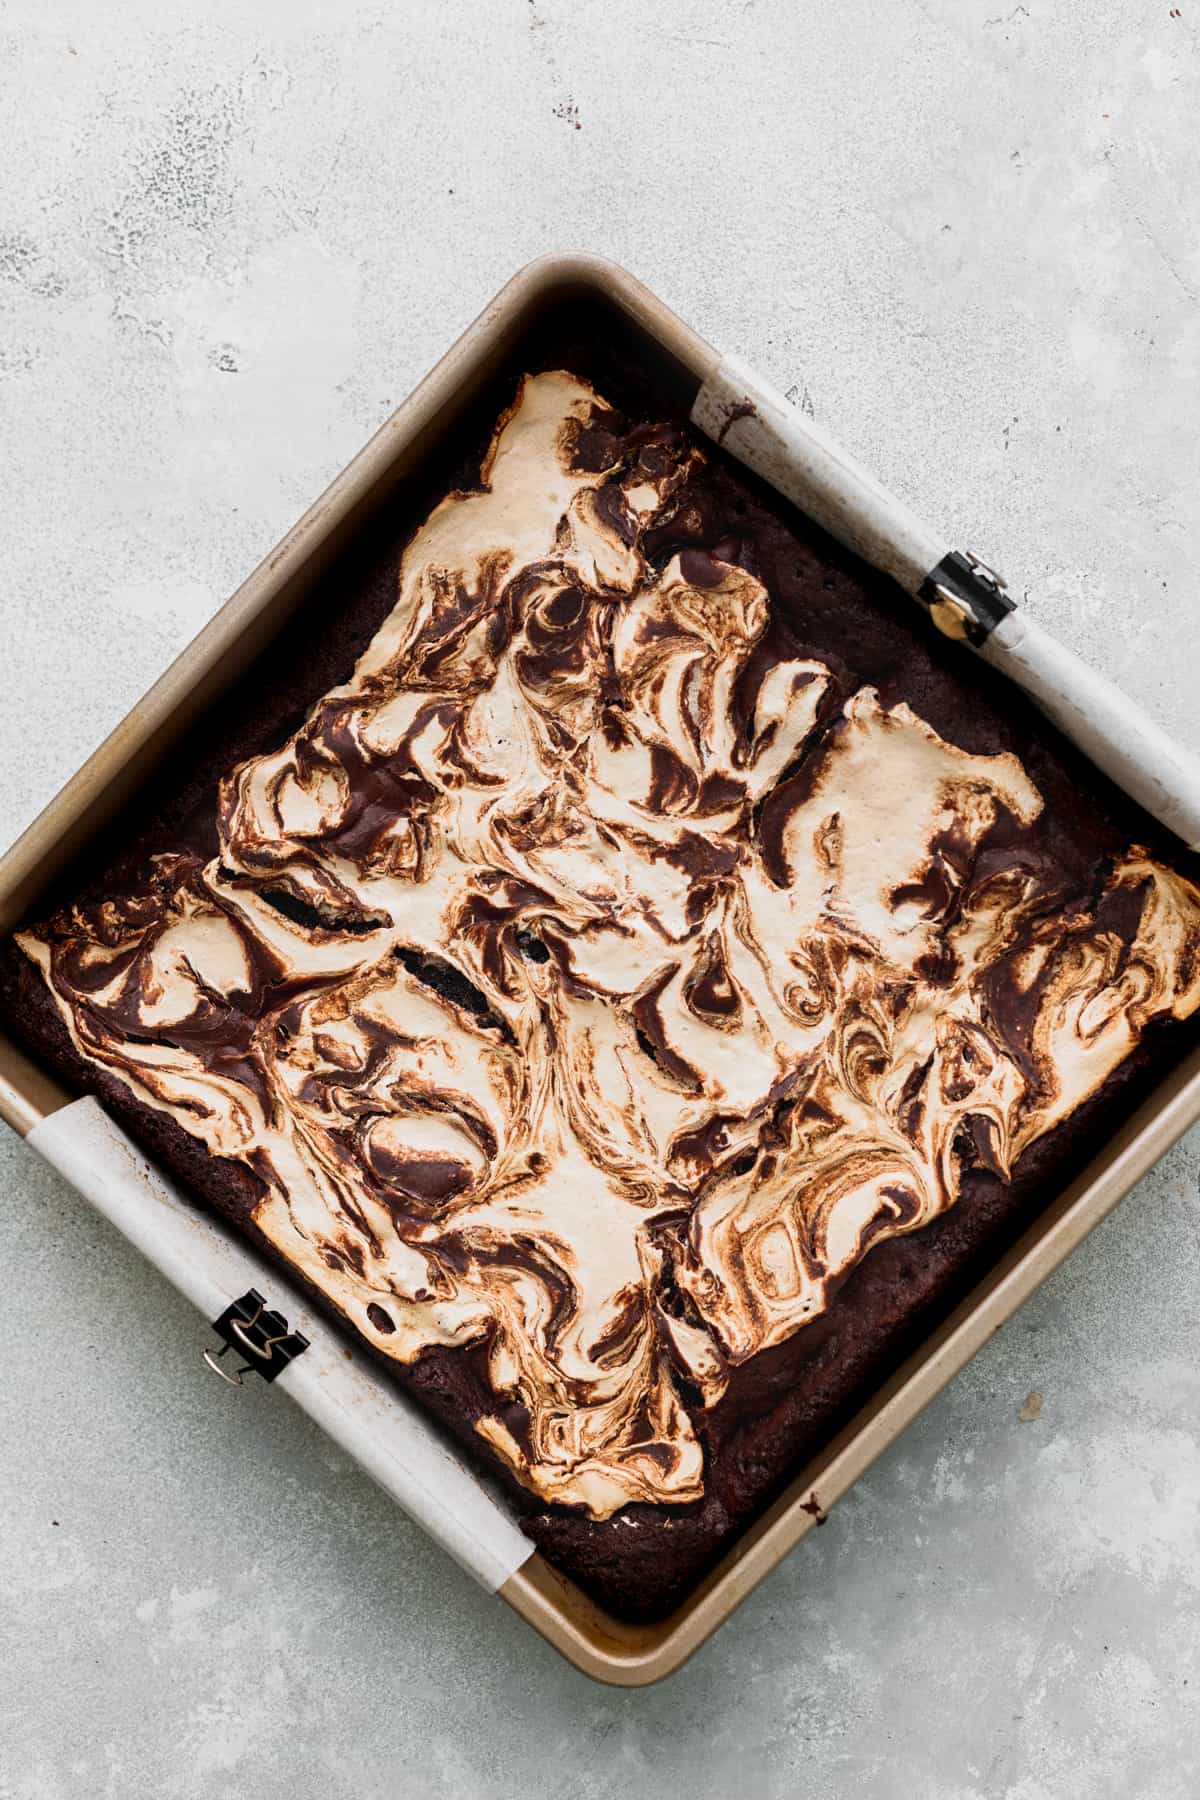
[3,255,1198,1686]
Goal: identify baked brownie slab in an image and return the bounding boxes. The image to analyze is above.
[5,316,1198,1619]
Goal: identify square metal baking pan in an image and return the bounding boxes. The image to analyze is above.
[2,255,1198,1685]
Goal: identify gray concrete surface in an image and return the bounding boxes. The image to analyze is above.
[2,2,1198,1794]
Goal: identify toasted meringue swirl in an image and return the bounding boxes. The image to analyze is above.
[20,371,1200,1517]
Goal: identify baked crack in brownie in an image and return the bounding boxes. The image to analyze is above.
[8,366,1200,1615]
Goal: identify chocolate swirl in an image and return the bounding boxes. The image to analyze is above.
[19,371,1200,1517]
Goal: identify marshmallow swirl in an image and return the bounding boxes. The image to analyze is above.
[20,371,1200,1517]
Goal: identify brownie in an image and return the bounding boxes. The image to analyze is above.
[4,297,1198,1621]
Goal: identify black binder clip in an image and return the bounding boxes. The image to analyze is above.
[917,549,1016,647]
[203,1289,309,1387]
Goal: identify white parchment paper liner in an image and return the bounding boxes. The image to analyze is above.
[18,336,1198,1608]
[28,1095,533,1592]
[694,353,1200,848]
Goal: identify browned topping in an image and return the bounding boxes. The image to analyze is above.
[17,371,1200,1520]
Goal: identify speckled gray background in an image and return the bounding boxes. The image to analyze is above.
[2,3,1198,1795]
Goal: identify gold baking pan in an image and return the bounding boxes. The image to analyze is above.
[2,255,1198,1685]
